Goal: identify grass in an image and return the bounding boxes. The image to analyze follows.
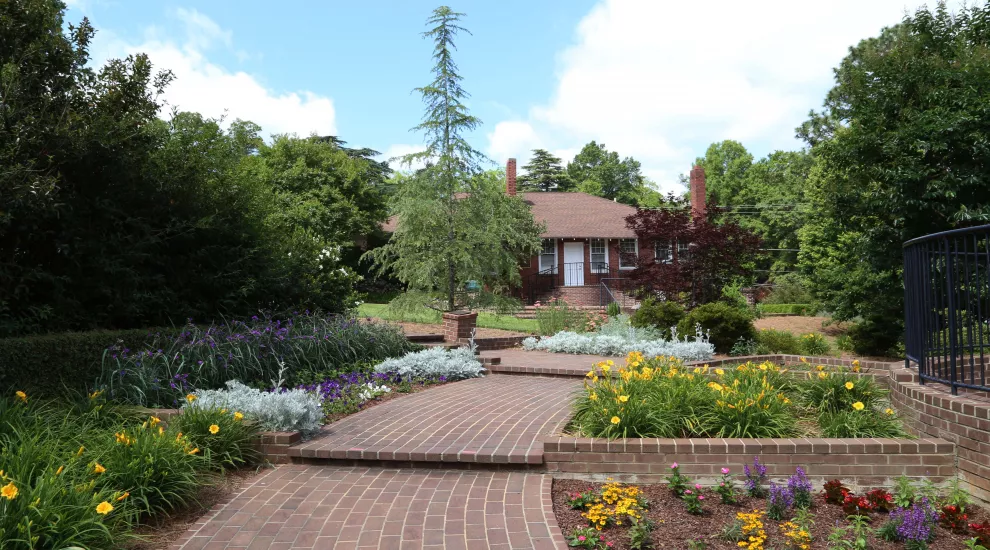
[356,303,539,334]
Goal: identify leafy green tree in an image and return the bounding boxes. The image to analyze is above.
[798,1,990,353]
[518,149,573,192]
[695,140,754,206]
[365,7,543,312]
[566,141,659,206]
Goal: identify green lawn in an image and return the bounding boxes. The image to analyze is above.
[357,303,538,334]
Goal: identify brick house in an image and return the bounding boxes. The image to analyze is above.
[381,159,707,309]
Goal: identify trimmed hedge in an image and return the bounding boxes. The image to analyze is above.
[0,328,166,397]
[759,303,813,315]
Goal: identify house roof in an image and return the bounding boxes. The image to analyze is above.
[381,191,638,239]
[524,192,637,238]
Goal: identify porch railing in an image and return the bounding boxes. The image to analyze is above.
[525,262,616,305]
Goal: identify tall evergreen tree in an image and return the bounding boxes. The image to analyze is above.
[518,149,573,192]
[365,7,542,312]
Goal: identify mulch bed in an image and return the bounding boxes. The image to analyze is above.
[553,479,988,549]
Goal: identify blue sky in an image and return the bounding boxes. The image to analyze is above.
[68,0,964,193]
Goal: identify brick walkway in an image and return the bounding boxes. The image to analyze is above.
[291,374,580,464]
[480,349,613,377]
[172,465,566,550]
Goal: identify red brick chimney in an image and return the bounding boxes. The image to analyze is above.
[506,158,517,196]
[690,164,706,221]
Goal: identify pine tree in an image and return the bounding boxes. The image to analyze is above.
[518,149,573,192]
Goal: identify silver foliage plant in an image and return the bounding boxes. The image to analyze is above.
[522,315,714,361]
[373,346,484,380]
[185,380,323,435]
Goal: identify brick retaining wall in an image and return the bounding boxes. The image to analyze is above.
[543,436,955,492]
[459,335,528,351]
[887,362,990,502]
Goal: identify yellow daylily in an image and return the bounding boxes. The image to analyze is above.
[610,416,621,425]
[852,402,865,411]
[96,501,114,515]
[1,481,17,500]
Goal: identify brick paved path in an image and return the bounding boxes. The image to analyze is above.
[291,374,580,464]
[480,349,616,377]
[172,465,566,550]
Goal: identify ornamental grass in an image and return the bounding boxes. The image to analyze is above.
[573,354,904,439]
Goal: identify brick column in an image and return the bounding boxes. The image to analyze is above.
[442,311,477,343]
[506,159,517,196]
[690,165,706,221]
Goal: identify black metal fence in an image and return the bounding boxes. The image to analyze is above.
[903,225,990,394]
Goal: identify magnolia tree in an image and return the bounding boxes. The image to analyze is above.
[625,197,763,306]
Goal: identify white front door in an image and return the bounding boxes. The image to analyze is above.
[563,242,585,286]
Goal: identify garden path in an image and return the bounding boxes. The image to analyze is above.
[290,374,580,464]
[170,464,565,550]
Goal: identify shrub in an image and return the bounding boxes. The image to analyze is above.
[848,318,902,357]
[373,347,484,381]
[798,365,885,414]
[630,297,685,338]
[729,337,759,357]
[752,329,802,354]
[0,328,164,398]
[173,406,261,471]
[188,381,324,434]
[677,302,756,353]
[799,333,832,355]
[524,315,714,361]
[97,313,414,407]
[836,334,855,352]
[606,302,621,317]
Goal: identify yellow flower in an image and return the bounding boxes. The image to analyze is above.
[89,390,101,399]
[93,463,106,474]
[618,395,629,403]
[158,426,165,436]
[15,391,26,402]
[818,372,828,380]
[885,408,895,415]
[186,393,197,403]
[116,491,130,501]
[845,382,855,390]
[55,465,64,476]
[188,447,199,455]
[586,370,595,378]
[76,445,85,457]
[715,368,724,376]
[96,501,114,515]
[220,408,228,414]
[610,416,621,425]
[175,432,183,441]
[816,365,825,372]
[589,393,598,401]
[1,481,18,500]
[852,402,865,411]
[209,424,220,435]
[149,416,161,426]
[800,357,808,363]
[708,382,724,392]
[234,412,244,421]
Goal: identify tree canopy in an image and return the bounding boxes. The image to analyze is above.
[518,149,573,192]
[565,141,664,206]
[0,0,387,335]
[364,7,543,312]
[796,1,990,353]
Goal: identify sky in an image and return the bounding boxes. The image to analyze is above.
[67,0,966,194]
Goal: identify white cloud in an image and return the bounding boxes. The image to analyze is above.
[92,10,336,138]
[490,0,967,193]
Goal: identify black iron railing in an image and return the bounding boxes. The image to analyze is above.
[525,262,615,305]
[903,225,990,394]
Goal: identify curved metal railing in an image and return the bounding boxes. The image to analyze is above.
[903,224,990,394]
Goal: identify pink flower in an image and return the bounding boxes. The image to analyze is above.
[695,484,702,490]
[578,536,586,541]
[699,495,705,500]
[600,535,606,541]
[607,543,615,548]
[671,462,678,469]
[721,467,730,474]
[684,489,692,495]
[720,482,725,487]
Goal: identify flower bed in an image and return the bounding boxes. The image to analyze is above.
[523,316,714,362]
[570,354,903,439]
[553,464,989,550]
[0,391,262,548]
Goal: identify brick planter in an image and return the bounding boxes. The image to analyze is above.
[442,311,477,343]
[460,335,528,351]
[255,431,302,464]
[543,437,955,492]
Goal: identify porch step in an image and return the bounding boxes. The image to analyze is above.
[406,333,445,343]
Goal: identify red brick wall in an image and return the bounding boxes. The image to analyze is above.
[543,437,955,492]
[255,431,301,464]
[442,312,477,343]
[459,336,528,351]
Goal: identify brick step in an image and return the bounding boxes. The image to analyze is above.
[406,333,444,343]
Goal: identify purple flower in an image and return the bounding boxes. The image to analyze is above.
[671,462,679,469]
[891,498,938,543]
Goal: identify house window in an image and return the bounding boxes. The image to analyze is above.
[590,239,608,273]
[676,239,690,260]
[619,239,638,269]
[539,239,557,273]
[655,241,672,263]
